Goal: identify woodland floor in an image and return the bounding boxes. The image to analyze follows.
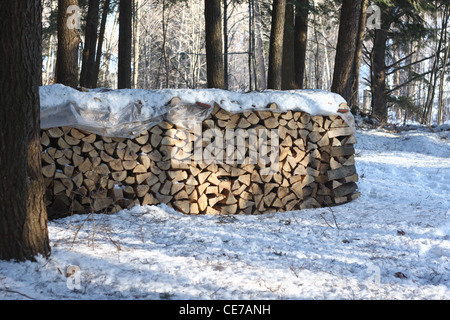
[0,123,449,300]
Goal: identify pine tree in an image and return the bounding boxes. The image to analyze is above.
[0,0,51,261]
[80,0,101,88]
[92,0,111,88]
[118,0,132,89]
[267,0,286,90]
[368,0,431,123]
[205,0,225,89]
[294,0,308,89]
[348,0,369,111]
[56,0,80,88]
[282,1,295,90]
[331,0,362,101]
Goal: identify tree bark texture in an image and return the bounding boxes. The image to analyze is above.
[438,9,450,125]
[348,0,368,109]
[331,0,361,101]
[281,1,295,90]
[223,0,229,89]
[0,0,51,261]
[80,0,100,88]
[56,0,80,88]
[267,0,286,90]
[205,0,225,89]
[254,0,267,90]
[371,26,388,122]
[294,0,308,89]
[370,5,392,123]
[133,0,141,88]
[118,0,132,89]
[92,0,111,88]
[248,0,254,91]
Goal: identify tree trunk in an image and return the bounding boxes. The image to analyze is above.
[422,54,439,125]
[320,17,332,90]
[267,0,286,90]
[223,0,229,89]
[118,0,132,89]
[56,0,80,88]
[294,0,308,89]
[371,26,389,123]
[403,41,413,126]
[312,14,320,89]
[133,0,141,88]
[205,0,225,89]
[331,0,362,101]
[438,12,450,125]
[102,5,119,87]
[45,33,55,85]
[0,0,51,261]
[80,0,100,88]
[423,7,449,125]
[254,0,267,90]
[348,0,368,110]
[281,1,295,90]
[251,0,258,90]
[248,0,254,91]
[45,0,57,85]
[162,1,170,88]
[92,0,111,88]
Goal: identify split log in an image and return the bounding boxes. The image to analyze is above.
[41,106,359,218]
[327,165,357,181]
[327,127,354,139]
[332,182,358,198]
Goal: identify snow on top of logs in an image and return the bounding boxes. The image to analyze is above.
[39,84,353,138]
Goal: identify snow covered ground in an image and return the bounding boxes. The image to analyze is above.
[0,125,449,300]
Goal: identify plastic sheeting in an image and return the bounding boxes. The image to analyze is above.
[40,84,355,138]
[40,100,162,138]
[40,98,212,138]
[40,85,217,138]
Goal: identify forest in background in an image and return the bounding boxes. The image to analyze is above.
[41,0,450,126]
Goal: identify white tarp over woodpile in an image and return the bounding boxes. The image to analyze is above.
[39,84,354,138]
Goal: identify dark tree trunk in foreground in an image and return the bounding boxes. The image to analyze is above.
[118,0,132,89]
[56,0,80,88]
[281,1,295,90]
[267,0,286,90]
[331,0,362,101]
[80,0,100,88]
[294,0,308,89]
[0,0,51,261]
[205,0,225,89]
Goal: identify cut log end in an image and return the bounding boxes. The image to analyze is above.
[41,105,359,218]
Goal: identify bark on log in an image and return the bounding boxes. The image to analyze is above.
[41,107,359,217]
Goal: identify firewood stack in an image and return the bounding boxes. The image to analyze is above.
[40,102,359,219]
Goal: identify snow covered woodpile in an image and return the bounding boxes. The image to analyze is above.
[39,85,360,219]
[40,106,360,219]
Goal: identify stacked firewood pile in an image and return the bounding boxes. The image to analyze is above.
[40,103,359,219]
